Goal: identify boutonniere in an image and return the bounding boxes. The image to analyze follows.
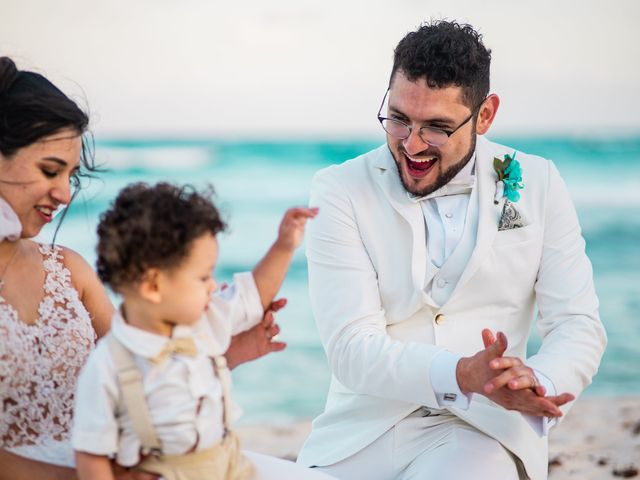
[494,152,526,231]
[493,152,524,204]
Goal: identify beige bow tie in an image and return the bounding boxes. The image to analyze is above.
[150,337,198,364]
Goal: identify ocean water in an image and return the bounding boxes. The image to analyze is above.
[39,136,640,423]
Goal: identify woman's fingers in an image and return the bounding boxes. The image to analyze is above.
[269,298,287,313]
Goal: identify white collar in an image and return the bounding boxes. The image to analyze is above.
[408,152,477,203]
[111,307,218,359]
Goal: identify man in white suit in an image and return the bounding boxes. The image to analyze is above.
[298,21,606,479]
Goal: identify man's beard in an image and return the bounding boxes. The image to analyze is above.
[392,134,477,197]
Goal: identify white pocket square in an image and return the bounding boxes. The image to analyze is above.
[498,200,527,231]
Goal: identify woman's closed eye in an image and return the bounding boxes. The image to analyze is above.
[41,168,60,178]
[42,166,81,185]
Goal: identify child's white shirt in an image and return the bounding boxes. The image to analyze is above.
[71,272,263,467]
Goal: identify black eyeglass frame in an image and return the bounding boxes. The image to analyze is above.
[376,89,487,147]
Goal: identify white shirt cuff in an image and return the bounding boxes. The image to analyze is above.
[231,272,264,328]
[429,349,473,409]
[521,369,557,436]
[216,272,264,335]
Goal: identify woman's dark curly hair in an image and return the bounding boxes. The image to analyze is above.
[96,182,226,291]
[390,20,492,109]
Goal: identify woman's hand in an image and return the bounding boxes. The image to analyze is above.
[224,298,288,370]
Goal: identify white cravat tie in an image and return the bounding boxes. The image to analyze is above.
[407,156,476,269]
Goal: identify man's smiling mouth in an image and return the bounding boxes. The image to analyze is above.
[404,153,438,177]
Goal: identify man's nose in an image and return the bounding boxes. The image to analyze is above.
[402,128,429,156]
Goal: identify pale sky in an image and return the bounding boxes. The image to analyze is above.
[1,0,639,138]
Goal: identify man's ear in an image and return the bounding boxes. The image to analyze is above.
[475,94,500,135]
[138,268,163,304]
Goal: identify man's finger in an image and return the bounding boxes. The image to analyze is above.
[546,393,575,407]
[532,385,547,397]
[524,395,563,417]
[495,331,508,353]
[482,328,496,348]
[484,365,532,393]
[485,330,508,359]
[507,374,540,391]
[489,356,523,370]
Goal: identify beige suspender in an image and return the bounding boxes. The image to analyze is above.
[108,333,164,456]
[211,356,233,436]
[107,333,234,458]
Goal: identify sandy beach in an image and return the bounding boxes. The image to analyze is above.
[237,396,639,479]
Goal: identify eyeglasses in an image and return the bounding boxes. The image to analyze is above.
[377,89,486,147]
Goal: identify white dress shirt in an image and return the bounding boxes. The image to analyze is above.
[72,272,263,467]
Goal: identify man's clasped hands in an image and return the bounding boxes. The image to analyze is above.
[456,329,575,418]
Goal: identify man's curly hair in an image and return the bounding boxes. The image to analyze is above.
[390,20,491,109]
[96,182,226,291]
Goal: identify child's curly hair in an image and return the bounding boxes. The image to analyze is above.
[96,182,226,291]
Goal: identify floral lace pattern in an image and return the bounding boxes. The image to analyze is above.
[0,244,96,449]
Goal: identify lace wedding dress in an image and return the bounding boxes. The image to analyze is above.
[0,244,96,467]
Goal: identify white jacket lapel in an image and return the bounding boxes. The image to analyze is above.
[372,149,435,306]
[453,136,504,295]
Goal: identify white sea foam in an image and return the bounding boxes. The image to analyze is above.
[98,145,214,171]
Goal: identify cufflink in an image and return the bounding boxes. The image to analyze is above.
[443,393,457,402]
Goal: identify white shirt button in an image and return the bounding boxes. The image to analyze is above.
[445,212,453,219]
[436,277,447,288]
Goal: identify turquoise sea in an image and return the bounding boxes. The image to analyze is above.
[39,136,640,423]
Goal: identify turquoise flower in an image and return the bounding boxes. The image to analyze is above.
[503,157,523,202]
[493,152,524,203]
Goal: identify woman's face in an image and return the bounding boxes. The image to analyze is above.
[0,129,82,238]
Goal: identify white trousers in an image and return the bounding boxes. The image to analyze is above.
[8,446,337,479]
[313,408,521,480]
[246,451,337,479]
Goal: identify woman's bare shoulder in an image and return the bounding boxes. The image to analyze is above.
[56,244,92,270]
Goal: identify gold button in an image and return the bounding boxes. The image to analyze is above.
[434,313,445,325]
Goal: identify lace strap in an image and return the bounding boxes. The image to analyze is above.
[38,244,72,292]
[37,243,60,261]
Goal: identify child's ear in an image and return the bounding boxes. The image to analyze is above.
[138,268,163,303]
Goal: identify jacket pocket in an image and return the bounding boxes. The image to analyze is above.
[493,224,537,247]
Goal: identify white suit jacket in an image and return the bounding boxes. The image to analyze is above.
[297,136,606,480]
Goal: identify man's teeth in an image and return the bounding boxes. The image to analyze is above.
[407,156,437,164]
